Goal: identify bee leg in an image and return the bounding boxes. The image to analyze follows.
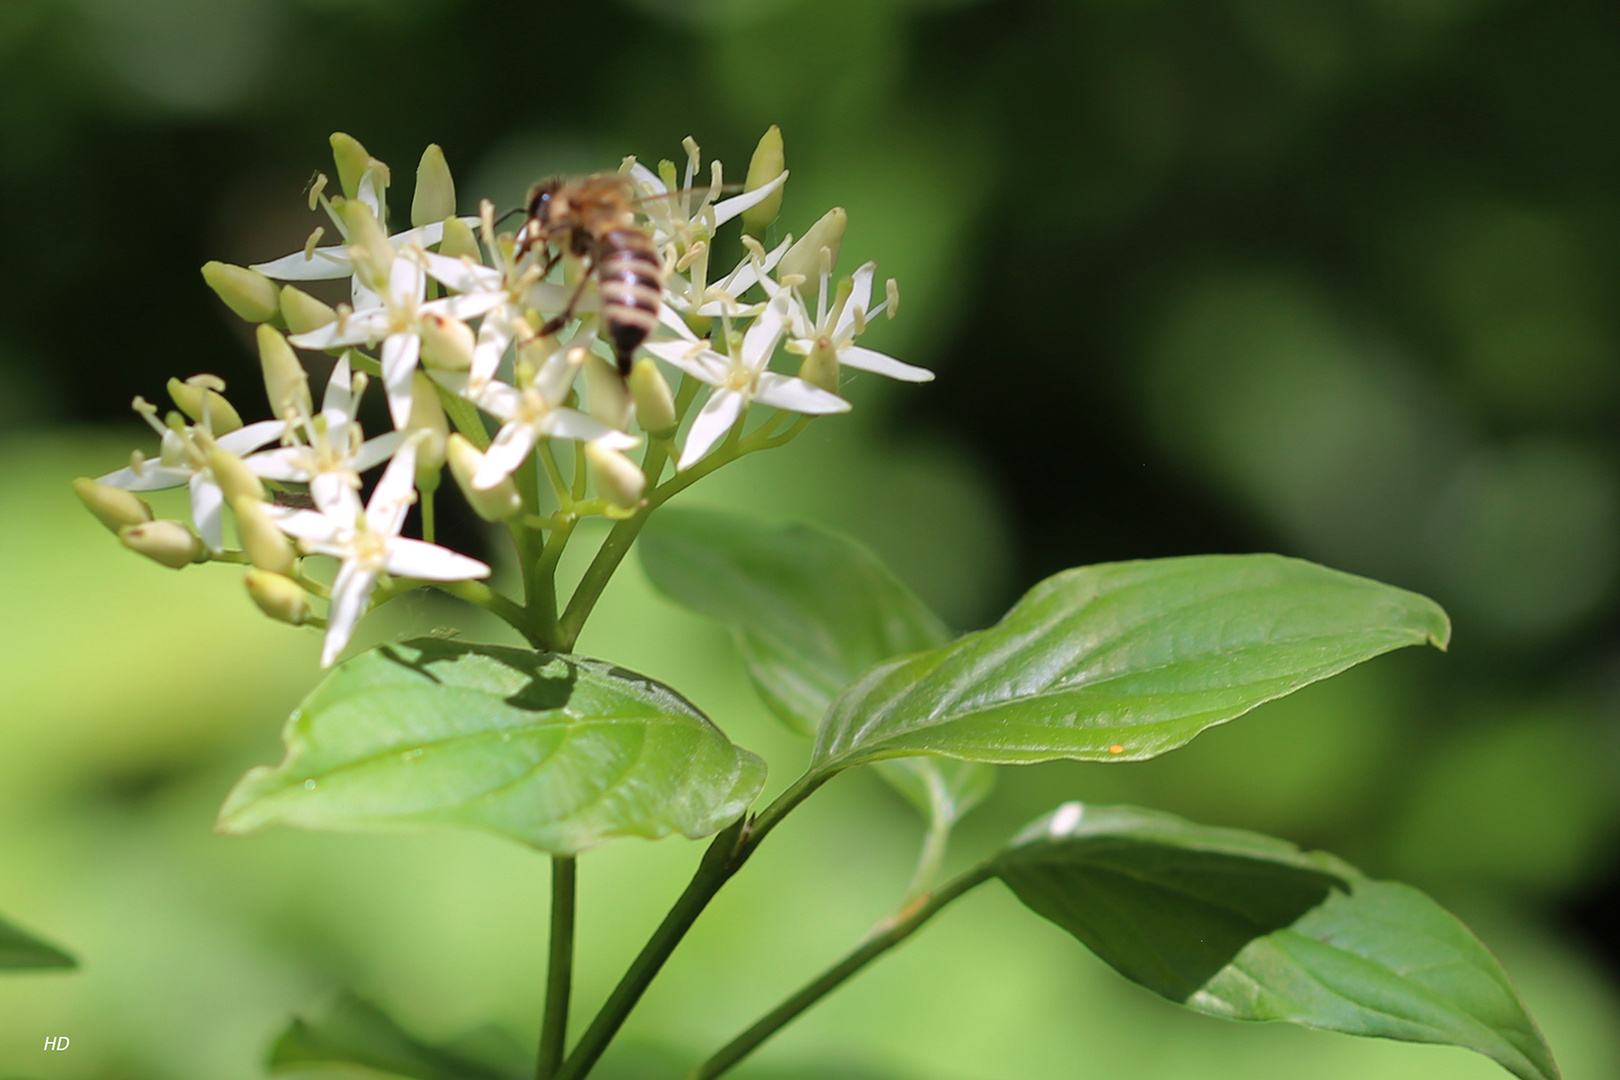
[536,268,594,338]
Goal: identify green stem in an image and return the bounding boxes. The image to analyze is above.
[537,855,577,1080]
[682,863,995,1080]
[553,816,745,1080]
[425,580,533,641]
[553,768,832,1080]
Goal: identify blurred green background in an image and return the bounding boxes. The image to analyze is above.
[4,0,1620,1076]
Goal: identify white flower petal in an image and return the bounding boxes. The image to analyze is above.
[709,170,788,228]
[322,353,355,417]
[388,254,427,308]
[541,407,631,446]
[420,251,500,295]
[475,422,537,489]
[740,294,790,372]
[754,372,852,415]
[470,314,516,388]
[189,473,226,552]
[436,291,505,322]
[216,419,287,455]
[835,261,878,341]
[837,345,935,383]
[311,472,363,522]
[678,389,747,470]
[352,430,407,473]
[384,538,490,581]
[642,340,728,385]
[251,246,354,281]
[291,309,389,350]
[472,379,521,422]
[322,562,377,668]
[656,303,699,339]
[271,507,342,543]
[381,332,422,428]
[244,447,309,483]
[629,161,666,195]
[366,440,419,537]
[98,463,192,492]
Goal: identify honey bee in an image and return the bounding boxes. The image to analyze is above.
[517,174,663,376]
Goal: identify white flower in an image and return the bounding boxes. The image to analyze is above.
[628,138,787,254]
[417,204,577,388]
[290,252,501,428]
[245,355,405,521]
[643,293,850,471]
[250,165,476,312]
[781,260,931,383]
[662,235,791,322]
[97,398,284,552]
[453,340,639,491]
[274,438,490,667]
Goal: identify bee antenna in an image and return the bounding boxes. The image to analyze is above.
[492,205,527,229]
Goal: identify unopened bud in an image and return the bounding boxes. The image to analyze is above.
[336,199,394,292]
[209,448,264,504]
[257,325,313,417]
[439,215,480,260]
[799,340,841,393]
[120,520,204,569]
[446,434,521,520]
[742,125,786,236]
[406,373,449,473]
[330,132,376,200]
[587,441,646,509]
[245,568,312,625]
[777,207,846,284]
[201,261,280,323]
[278,285,336,336]
[418,313,475,371]
[169,377,243,434]
[232,496,294,574]
[629,358,678,437]
[584,353,631,429]
[72,477,152,533]
[411,144,457,228]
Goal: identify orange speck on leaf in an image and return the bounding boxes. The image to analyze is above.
[1107,744,1125,755]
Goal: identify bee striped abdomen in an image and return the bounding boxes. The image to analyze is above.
[596,228,663,374]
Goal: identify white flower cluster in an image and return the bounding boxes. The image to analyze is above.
[73,129,930,667]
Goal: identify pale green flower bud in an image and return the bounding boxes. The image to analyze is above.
[337,199,394,292]
[120,520,204,569]
[330,132,381,200]
[411,144,457,228]
[406,373,449,473]
[798,339,841,394]
[209,448,264,504]
[72,477,152,533]
[245,568,312,625]
[742,125,786,236]
[278,285,336,336]
[777,207,846,284]
[201,261,280,323]
[439,215,480,261]
[232,496,294,574]
[584,353,631,430]
[419,313,475,371]
[629,358,678,437]
[257,325,312,418]
[447,434,521,521]
[169,377,243,434]
[587,441,646,509]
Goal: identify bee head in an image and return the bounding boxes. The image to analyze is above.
[526,177,565,226]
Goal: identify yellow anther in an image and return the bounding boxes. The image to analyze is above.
[307,173,329,212]
[303,226,325,261]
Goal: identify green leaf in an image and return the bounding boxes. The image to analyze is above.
[220,639,766,855]
[639,506,951,735]
[639,507,996,828]
[269,991,521,1080]
[814,554,1449,771]
[0,914,75,970]
[996,803,1558,1080]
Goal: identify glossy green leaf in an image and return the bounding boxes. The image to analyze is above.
[639,506,951,734]
[269,991,521,1080]
[0,913,74,970]
[220,639,766,854]
[639,507,996,829]
[813,555,1449,771]
[997,803,1558,1080]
